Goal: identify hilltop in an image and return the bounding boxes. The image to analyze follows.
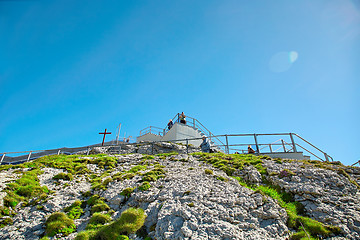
[0,143,359,240]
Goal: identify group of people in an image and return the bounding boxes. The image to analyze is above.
[166,112,211,153]
[167,112,186,130]
[166,112,257,154]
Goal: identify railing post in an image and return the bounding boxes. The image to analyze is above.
[186,139,189,154]
[254,134,260,153]
[324,153,329,162]
[87,147,90,155]
[0,153,6,165]
[151,143,154,155]
[209,131,212,143]
[177,113,180,122]
[27,151,32,162]
[269,144,273,153]
[289,133,297,152]
[193,118,195,128]
[281,140,286,152]
[225,135,229,154]
[57,150,61,155]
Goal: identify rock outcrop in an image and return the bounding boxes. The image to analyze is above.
[0,144,359,240]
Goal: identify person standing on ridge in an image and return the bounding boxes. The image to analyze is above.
[200,136,211,153]
[167,119,173,130]
[248,145,256,154]
[179,112,186,124]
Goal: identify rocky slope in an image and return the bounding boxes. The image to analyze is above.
[0,143,359,240]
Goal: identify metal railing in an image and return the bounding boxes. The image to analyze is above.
[1,132,333,165]
[135,133,333,161]
[137,120,333,162]
[139,126,165,136]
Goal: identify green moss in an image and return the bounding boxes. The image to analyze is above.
[121,173,135,180]
[141,168,166,182]
[64,200,84,219]
[53,172,74,181]
[39,237,51,240]
[337,168,360,190]
[138,181,151,191]
[289,231,307,240]
[89,156,117,169]
[120,188,134,198]
[141,155,155,160]
[187,202,195,207]
[0,206,13,218]
[45,212,76,237]
[82,191,92,197]
[128,165,147,173]
[93,208,146,239]
[156,151,178,157]
[91,202,111,214]
[86,213,112,230]
[117,236,129,240]
[3,169,48,213]
[204,169,213,175]
[279,169,296,178]
[216,175,228,182]
[87,194,105,206]
[74,230,97,240]
[0,217,13,228]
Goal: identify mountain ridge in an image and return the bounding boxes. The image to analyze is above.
[0,143,359,240]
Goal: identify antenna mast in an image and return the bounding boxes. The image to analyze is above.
[116,123,121,145]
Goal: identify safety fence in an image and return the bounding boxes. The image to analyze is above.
[1,131,333,165]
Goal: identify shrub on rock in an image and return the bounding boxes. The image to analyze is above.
[64,200,84,219]
[86,213,112,230]
[91,202,110,214]
[45,212,76,237]
[93,208,146,239]
[53,172,73,181]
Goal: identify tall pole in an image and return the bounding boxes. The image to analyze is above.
[116,123,121,145]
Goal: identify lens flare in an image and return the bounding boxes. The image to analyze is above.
[269,51,298,73]
[289,51,298,63]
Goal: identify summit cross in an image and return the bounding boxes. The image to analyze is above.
[99,128,112,146]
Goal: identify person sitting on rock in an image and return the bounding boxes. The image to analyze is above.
[167,119,173,130]
[179,112,186,124]
[248,145,256,154]
[200,136,211,153]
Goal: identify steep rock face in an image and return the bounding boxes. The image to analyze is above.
[263,160,360,239]
[118,155,289,240]
[0,146,359,240]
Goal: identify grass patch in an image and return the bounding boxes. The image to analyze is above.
[93,208,146,239]
[45,212,76,237]
[120,187,134,198]
[156,151,178,157]
[141,167,166,182]
[91,202,111,214]
[53,172,73,181]
[86,213,112,230]
[138,181,151,191]
[64,200,84,219]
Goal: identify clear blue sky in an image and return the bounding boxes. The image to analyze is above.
[0,0,359,165]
